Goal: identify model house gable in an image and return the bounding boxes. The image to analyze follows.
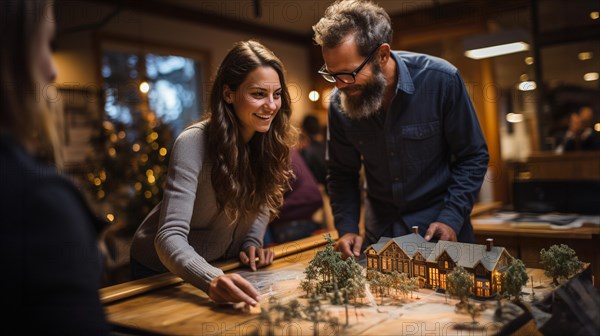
[437,251,456,272]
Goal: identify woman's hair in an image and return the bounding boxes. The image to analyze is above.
[312,0,392,57]
[206,40,295,222]
[0,0,58,157]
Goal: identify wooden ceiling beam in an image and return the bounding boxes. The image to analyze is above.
[82,0,311,46]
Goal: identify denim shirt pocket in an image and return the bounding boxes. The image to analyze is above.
[399,121,442,162]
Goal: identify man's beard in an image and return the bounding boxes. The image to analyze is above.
[338,63,387,120]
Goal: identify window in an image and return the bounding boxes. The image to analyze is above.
[444,261,449,269]
[102,48,205,138]
[439,273,447,290]
[429,268,439,287]
[88,37,209,231]
[476,279,490,297]
[494,271,502,293]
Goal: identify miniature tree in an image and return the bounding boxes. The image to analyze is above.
[529,277,536,302]
[305,293,339,336]
[344,261,366,303]
[406,276,419,299]
[300,262,318,296]
[501,257,529,302]
[300,234,366,303]
[257,307,275,336]
[366,270,385,304]
[539,244,583,286]
[447,266,473,307]
[466,301,485,325]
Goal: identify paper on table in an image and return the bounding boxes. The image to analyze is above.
[473,213,600,229]
[472,211,519,225]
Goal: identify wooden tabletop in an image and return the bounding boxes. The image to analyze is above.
[102,230,555,336]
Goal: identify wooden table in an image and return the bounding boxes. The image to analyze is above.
[101,231,555,335]
[471,204,600,291]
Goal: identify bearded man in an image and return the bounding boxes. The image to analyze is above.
[313,0,490,259]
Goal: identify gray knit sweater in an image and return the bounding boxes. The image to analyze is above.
[130,121,268,293]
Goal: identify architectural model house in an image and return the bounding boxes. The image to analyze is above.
[364,227,512,298]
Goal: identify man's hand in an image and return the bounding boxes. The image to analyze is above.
[334,233,363,259]
[424,222,457,241]
[239,246,274,271]
[208,274,260,306]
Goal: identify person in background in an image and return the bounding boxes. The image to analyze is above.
[130,40,295,307]
[264,148,324,245]
[555,105,600,153]
[299,115,327,187]
[0,0,109,334]
[313,0,489,259]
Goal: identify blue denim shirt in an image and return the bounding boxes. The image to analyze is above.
[326,51,489,245]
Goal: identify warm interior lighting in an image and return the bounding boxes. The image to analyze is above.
[578,52,593,60]
[308,90,320,102]
[465,42,529,60]
[591,11,599,20]
[583,72,599,81]
[517,81,536,91]
[524,56,534,65]
[595,123,600,132]
[464,29,530,60]
[139,81,150,93]
[506,113,524,123]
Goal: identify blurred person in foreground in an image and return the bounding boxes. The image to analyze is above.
[0,0,109,334]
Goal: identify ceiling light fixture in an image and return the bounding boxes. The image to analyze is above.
[506,113,524,123]
[464,29,530,60]
[583,72,599,81]
[517,81,536,91]
[524,56,534,65]
[578,52,593,60]
[591,11,599,20]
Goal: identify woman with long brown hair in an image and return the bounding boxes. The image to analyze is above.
[1,0,109,334]
[131,40,295,306]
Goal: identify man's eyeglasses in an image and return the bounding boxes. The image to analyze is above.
[318,43,382,84]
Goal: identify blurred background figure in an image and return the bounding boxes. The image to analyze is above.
[264,149,324,245]
[555,105,600,153]
[299,115,327,188]
[0,0,109,334]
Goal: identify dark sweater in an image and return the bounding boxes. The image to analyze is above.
[0,134,109,335]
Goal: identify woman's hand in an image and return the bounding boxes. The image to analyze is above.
[208,273,260,306]
[239,246,274,271]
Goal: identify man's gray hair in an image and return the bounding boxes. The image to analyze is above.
[312,0,392,56]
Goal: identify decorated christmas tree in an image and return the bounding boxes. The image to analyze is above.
[84,108,173,235]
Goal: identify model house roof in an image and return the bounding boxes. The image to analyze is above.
[366,237,392,253]
[379,233,435,258]
[366,234,509,272]
[428,240,507,271]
